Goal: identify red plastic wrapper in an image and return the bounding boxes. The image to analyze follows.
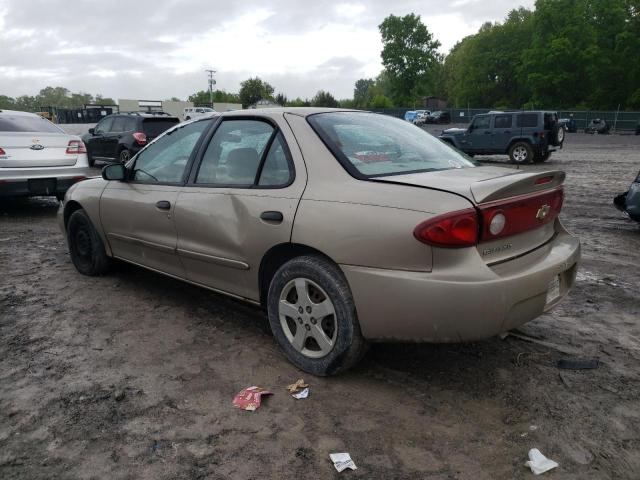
[232,386,272,411]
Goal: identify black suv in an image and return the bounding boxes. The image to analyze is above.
[439,111,564,164]
[82,113,180,166]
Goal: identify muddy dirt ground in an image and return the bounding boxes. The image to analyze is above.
[1,129,639,479]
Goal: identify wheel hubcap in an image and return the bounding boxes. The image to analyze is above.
[514,146,527,162]
[74,227,92,259]
[279,278,337,358]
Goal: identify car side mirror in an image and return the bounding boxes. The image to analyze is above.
[88,128,95,135]
[102,163,126,181]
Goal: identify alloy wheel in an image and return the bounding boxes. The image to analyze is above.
[513,146,528,162]
[278,278,337,358]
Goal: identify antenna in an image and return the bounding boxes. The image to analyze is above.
[205,69,217,107]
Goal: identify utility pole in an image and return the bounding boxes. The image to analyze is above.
[205,69,216,108]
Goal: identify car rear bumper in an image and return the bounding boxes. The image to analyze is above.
[341,220,580,342]
[0,167,94,197]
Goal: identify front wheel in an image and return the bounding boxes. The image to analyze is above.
[267,255,367,376]
[67,209,111,276]
[509,142,533,164]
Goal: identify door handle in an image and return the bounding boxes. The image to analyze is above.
[260,211,283,223]
[156,200,171,210]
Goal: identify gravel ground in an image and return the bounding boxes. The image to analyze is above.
[1,129,639,479]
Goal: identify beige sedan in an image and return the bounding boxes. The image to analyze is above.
[60,108,580,375]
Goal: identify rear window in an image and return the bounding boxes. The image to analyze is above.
[308,112,475,178]
[0,115,63,133]
[142,118,180,137]
[517,113,538,128]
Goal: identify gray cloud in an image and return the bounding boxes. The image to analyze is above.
[0,0,534,101]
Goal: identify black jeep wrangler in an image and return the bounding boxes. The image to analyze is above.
[439,111,564,164]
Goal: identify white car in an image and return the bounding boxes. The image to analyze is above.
[0,109,91,201]
[183,107,215,120]
[413,110,431,125]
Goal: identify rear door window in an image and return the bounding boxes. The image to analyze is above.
[95,117,114,134]
[517,113,538,128]
[494,115,512,128]
[111,117,126,133]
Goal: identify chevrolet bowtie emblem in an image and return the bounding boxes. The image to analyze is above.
[536,204,551,220]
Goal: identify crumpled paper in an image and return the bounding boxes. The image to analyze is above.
[292,387,309,399]
[232,386,272,411]
[330,453,357,472]
[524,448,558,475]
[287,379,309,393]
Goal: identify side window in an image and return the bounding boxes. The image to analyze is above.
[125,118,137,132]
[494,115,512,128]
[132,120,211,184]
[517,113,538,128]
[258,132,293,186]
[95,117,113,134]
[472,115,491,129]
[196,120,274,186]
[111,117,126,133]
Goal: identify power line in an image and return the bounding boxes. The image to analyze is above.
[205,69,216,107]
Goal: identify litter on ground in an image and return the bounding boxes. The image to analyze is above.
[524,448,559,475]
[330,452,357,472]
[232,386,272,411]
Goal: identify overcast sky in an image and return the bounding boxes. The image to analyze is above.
[0,0,534,101]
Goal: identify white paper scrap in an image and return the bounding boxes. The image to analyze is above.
[330,453,357,472]
[292,387,309,399]
[524,448,559,475]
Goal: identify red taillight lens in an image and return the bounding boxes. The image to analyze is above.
[133,132,147,146]
[414,209,479,248]
[0,147,5,155]
[479,188,563,241]
[66,140,87,154]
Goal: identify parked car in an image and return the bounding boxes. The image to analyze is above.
[425,110,451,124]
[413,110,431,125]
[81,113,180,165]
[60,108,580,375]
[184,107,215,120]
[584,118,609,134]
[404,110,417,123]
[558,117,577,133]
[440,111,565,164]
[613,170,640,222]
[0,109,90,201]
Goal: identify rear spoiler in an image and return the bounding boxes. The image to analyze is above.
[472,171,565,203]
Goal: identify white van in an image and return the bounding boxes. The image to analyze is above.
[183,107,215,120]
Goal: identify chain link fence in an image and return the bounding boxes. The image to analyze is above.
[370,107,640,133]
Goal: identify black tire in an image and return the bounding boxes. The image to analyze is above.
[87,148,95,167]
[185,116,191,121]
[67,209,111,276]
[509,141,533,164]
[534,151,552,163]
[119,148,131,163]
[267,255,367,376]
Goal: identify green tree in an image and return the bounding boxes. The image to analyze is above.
[353,78,375,108]
[239,77,274,108]
[311,90,339,108]
[274,93,288,106]
[379,14,442,106]
[288,97,311,107]
[0,95,16,109]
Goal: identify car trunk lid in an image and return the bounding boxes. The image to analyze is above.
[0,132,78,167]
[375,166,565,263]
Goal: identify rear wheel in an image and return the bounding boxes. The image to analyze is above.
[267,255,367,376]
[67,209,111,276]
[509,142,533,164]
[534,151,551,163]
[119,148,131,163]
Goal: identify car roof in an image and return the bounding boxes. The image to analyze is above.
[220,107,362,118]
[0,109,41,117]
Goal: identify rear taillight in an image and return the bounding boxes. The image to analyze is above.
[478,188,563,242]
[414,208,479,248]
[66,140,87,154]
[133,132,147,146]
[0,147,5,155]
